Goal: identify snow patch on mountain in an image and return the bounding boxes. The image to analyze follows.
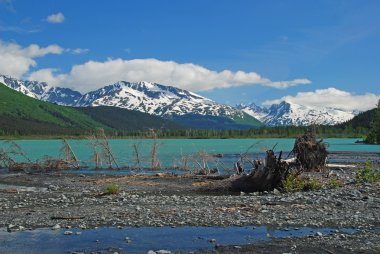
[75,81,247,119]
[1,75,257,125]
[0,75,82,105]
[238,101,356,126]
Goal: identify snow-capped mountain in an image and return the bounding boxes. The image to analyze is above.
[0,75,81,105]
[75,81,248,118]
[0,75,260,127]
[1,74,356,127]
[236,102,269,122]
[238,101,356,126]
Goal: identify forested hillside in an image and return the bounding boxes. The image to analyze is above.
[0,83,182,136]
[0,83,107,135]
[78,106,184,130]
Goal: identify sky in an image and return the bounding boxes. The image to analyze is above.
[0,0,379,111]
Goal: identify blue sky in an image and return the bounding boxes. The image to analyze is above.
[0,0,379,110]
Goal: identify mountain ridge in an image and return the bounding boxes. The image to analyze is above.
[0,75,262,129]
[0,82,185,135]
[1,74,357,127]
[237,101,357,126]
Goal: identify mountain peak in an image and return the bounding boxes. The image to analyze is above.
[0,74,82,105]
[1,74,355,127]
[251,100,355,126]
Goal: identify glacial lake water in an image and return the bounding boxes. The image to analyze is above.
[0,138,379,173]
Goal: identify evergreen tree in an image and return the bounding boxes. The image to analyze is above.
[366,99,380,144]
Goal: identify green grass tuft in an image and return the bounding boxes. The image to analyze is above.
[283,173,322,192]
[326,178,343,189]
[356,161,380,183]
[103,184,121,195]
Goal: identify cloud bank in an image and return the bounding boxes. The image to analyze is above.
[1,41,376,112]
[46,12,65,24]
[28,58,311,93]
[0,40,63,78]
[263,88,380,111]
[65,48,89,55]
[0,41,311,93]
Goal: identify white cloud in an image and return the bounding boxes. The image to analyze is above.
[263,88,380,111]
[66,48,89,55]
[27,68,66,87]
[265,79,312,88]
[0,25,40,33]
[46,12,65,24]
[0,40,63,78]
[29,58,310,93]
[0,40,310,94]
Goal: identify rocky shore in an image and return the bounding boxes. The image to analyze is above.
[0,166,379,253]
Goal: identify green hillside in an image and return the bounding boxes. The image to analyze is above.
[0,83,183,136]
[336,108,376,129]
[171,114,261,130]
[232,112,263,128]
[0,83,107,135]
[78,106,184,130]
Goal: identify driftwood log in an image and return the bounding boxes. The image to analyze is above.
[204,129,328,193]
[291,129,328,172]
[204,150,291,193]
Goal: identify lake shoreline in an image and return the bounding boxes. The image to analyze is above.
[0,135,367,141]
[0,158,379,253]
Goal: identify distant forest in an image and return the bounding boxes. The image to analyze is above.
[0,108,374,139]
[89,108,377,139]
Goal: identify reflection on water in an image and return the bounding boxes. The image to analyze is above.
[0,226,356,254]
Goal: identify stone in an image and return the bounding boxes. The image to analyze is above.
[156,250,172,254]
[7,224,15,232]
[52,224,61,230]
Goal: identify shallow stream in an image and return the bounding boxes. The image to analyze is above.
[0,226,356,254]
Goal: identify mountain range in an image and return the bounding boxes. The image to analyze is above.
[0,74,357,127]
[237,102,357,126]
[0,82,184,136]
[0,75,261,129]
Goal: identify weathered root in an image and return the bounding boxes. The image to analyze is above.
[291,130,328,172]
[203,150,291,193]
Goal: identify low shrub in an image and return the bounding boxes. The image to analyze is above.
[356,161,380,183]
[283,173,322,192]
[103,184,121,195]
[326,178,343,189]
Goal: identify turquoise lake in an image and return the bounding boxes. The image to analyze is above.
[0,138,379,173]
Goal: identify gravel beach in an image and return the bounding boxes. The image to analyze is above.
[0,163,379,253]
